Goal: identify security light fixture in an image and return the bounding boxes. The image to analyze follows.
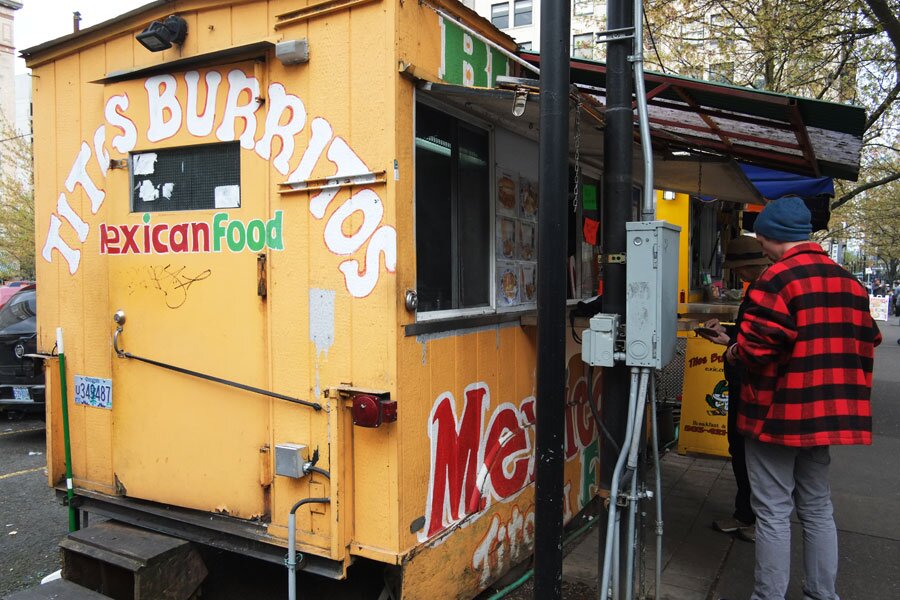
[136,15,188,52]
[276,39,310,65]
[662,190,677,201]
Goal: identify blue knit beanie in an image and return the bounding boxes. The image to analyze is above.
[753,196,812,242]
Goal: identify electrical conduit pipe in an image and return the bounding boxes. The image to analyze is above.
[624,367,652,600]
[633,0,655,221]
[599,367,642,598]
[650,377,664,600]
[600,368,650,599]
[287,497,330,600]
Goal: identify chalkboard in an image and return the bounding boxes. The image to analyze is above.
[130,142,241,213]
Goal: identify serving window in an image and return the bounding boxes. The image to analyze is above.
[413,99,601,326]
[415,102,492,314]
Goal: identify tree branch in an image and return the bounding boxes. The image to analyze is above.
[831,171,900,211]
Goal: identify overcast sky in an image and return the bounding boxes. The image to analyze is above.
[14,0,148,73]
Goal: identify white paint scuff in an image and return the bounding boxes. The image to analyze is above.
[309,288,336,399]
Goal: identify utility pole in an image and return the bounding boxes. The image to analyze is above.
[601,0,635,481]
[533,1,571,599]
[601,0,635,591]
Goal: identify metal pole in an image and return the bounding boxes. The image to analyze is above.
[601,0,635,595]
[601,0,635,486]
[57,328,78,532]
[533,1,570,598]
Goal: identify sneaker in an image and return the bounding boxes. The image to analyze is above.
[736,525,756,543]
[712,517,752,533]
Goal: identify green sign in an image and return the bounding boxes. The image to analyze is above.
[583,184,598,211]
[440,17,509,88]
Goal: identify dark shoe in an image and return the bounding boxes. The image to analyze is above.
[712,517,752,533]
[736,524,756,543]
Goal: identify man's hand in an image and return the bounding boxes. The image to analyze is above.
[700,318,731,346]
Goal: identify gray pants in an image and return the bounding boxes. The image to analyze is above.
[745,438,840,600]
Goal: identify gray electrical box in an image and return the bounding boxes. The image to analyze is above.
[625,221,681,368]
[275,443,309,479]
[581,313,620,367]
[275,39,310,65]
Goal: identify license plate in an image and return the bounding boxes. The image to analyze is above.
[74,376,112,409]
[12,387,31,401]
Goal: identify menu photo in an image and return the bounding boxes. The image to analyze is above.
[497,169,518,217]
[496,216,517,260]
[518,220,536,261]
[520,262,536,304]
[519,177,538,220]
[496,261,521,308]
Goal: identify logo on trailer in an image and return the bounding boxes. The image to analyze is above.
[100,212,284,255]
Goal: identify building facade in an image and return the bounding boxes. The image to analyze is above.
[0,0,21,129]
[466,0,608,61]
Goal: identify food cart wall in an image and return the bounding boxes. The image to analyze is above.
[32,0,402,567]
[392,5,605,596]
[31,0,605,593]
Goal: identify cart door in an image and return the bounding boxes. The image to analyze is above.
[104,69,277,519]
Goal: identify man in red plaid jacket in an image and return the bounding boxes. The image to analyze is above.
[725,196,881,600]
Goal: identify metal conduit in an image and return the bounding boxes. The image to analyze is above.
[287,496,331,600]
[633,0,656,220]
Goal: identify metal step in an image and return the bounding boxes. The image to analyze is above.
[58,521,207,600]
[4,578,113,599]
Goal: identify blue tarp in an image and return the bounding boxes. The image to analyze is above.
[739,163,835,199]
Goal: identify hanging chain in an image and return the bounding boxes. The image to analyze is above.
[573,98,582,210]
[697,158,703,200]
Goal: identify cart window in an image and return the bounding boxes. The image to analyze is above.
[690,197,721,291]
[415,103,491,313]
[130,142,240,213]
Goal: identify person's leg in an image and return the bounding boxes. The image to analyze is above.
[745,438,797,600]
[793,446,840,600]
[728,408,755,525]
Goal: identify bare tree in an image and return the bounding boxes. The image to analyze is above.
[0,120,35,280]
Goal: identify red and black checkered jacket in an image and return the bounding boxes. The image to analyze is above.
[735,242,881,447]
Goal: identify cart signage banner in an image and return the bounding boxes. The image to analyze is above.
[439,17,509,88]
[99,211,284,255]
[678,336,730,458]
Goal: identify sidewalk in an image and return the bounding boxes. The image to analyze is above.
[562,319,900,599]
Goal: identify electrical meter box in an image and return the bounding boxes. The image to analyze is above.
[625,221,681,368]
[581,313,621,367]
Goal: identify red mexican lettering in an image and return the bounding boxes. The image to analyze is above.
[484,405,530,499]
[170,223,189,253]
[120,225,140,254]
[100,224,120,255]
[424,384,489,538]
[151,224,169,254]
[191,222,210,252]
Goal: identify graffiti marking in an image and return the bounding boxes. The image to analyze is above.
[148,264,212,309]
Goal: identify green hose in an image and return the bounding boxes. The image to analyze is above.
[57,328,78,532]
[485,517,598,600]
